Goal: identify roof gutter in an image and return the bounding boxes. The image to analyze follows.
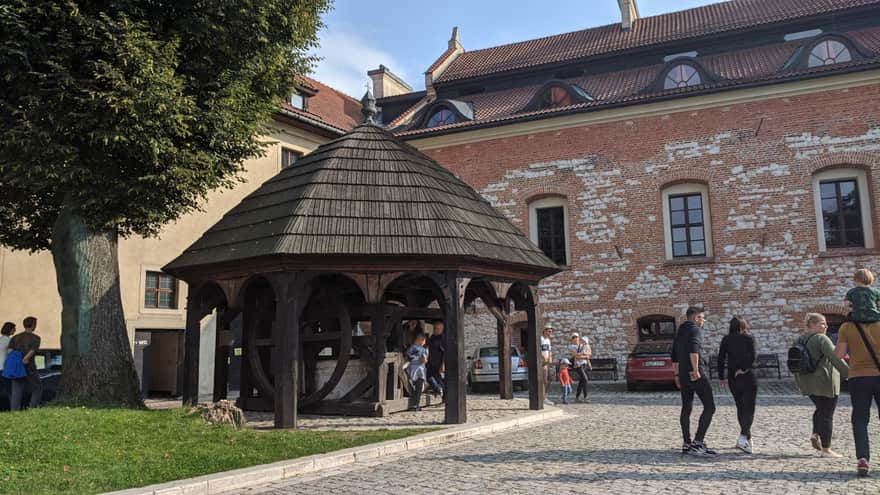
[273,107,347,136]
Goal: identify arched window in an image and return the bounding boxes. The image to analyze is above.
[808,39,852,67]
[637,315,676,342]
[812,168,874,251]
[540,86,574,109]
[663,64,702,90]
[528,196,569,265]
[425,108,457,128]
[661,182,713,260]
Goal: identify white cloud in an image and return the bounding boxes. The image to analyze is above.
[311,28,408,99]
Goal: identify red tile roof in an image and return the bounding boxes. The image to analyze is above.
[395,25,880,137]
[437,0,880,83]
[277,75,362,133]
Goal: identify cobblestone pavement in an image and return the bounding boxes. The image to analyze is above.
[241,388,880,495]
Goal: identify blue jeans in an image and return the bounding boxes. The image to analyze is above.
[561,383,572,403]
[849,376,880,461]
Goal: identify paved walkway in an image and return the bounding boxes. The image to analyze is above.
[242,389,880,494]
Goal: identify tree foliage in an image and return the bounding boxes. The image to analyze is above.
[0,0,331,250]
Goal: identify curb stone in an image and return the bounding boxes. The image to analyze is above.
[103,407,565,495]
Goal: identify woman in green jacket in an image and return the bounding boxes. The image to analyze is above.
[794,313,850,458]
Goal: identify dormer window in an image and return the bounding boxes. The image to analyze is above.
[426,108,457,128]
[289,92,306,110]
[664,64,702,90]
[808,39,852,67]
[540,86,574,109]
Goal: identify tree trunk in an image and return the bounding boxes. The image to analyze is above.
[51,208,143,407]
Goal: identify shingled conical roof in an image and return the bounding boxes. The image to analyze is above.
[165,123,559,276]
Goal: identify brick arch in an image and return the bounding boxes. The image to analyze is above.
[628,305,679,346]
[807,152,879,175]
[791,304,849,328]
[520,183,578,204]
[657,169,713,190]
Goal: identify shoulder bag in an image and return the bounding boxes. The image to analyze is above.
[853,322,880,372]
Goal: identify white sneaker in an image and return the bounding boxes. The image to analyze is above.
[736,435,753,454]
[543,398,554,405]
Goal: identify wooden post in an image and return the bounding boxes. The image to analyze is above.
[496,307,513,400]
[212,309,230,402]
[372,307,389,403]
[273,273,302,428]
[444,273,467,424]
[525,296,543,410]
[182,292,202,407]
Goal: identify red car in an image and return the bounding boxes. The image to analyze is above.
[626,341,675,391]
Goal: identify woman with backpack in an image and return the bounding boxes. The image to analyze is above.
[793,313,849,458]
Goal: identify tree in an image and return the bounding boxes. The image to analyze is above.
[0,0,330,406]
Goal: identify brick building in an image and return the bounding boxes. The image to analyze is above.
[370,0,880,372]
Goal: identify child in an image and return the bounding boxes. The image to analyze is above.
[558,358,573,404]
[405,333,429,411]
[845,269,880,323]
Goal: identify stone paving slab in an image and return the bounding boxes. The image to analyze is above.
[104,403,564,495]
[246,389,880,495]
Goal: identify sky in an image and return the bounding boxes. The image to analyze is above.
[311,0,722,98]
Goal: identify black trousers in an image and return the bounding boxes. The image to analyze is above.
[808,394,838,449]
[680,376,716,444]
[409,379,424,410]
[573,365,589,399]
[729,372,758,438]
[10,371,42,411]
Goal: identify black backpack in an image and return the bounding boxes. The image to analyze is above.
[787,334,820,374]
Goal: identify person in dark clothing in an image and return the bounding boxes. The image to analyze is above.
[718,316,758,454]
[9,316,41,411]
[426,321,446,399]
[672,306,716,456]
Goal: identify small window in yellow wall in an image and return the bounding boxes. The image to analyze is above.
[145,271,178,309]
[281,148,302,169]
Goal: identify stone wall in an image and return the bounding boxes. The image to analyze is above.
[419,83,880,373]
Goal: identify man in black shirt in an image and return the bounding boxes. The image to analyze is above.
[672,306,716,455]
[427,321,445,400]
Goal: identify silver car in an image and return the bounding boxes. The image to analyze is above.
[467,346,529,392]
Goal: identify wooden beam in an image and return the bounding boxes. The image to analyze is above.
[182,293,202,406]
[496,310,513,400]
[525,295,543,410]
[444,273,468,424]
[272,273,303,428]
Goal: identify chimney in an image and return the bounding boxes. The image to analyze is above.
[618,0,640,31]
[367,65,413,99]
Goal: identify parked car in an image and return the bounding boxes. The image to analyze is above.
[0,349,61,411]
[625,341,674,391]
[467,346,528,392]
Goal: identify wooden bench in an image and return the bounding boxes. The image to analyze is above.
[710,353,782,379]
[585,357,619,381]
[755,353,782,379]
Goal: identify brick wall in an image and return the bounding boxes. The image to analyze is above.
[421,83,880,373]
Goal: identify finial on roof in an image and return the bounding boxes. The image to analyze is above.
[449,26,461,49]
[361,89,378,124]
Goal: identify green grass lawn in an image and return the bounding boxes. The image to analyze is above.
[0,407,435,495]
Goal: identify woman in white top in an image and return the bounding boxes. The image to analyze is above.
[0,321,15,372]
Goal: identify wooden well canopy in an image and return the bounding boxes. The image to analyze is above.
[164,94,560,428]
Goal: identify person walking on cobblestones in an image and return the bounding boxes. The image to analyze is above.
[541,323,554,405]
[718,316,758,454]
[834,316,880,476]
[795,313,848,460]
[569,332,591,403]
[672,306,717,456]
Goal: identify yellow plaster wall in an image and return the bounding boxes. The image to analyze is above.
[0,121,332,349]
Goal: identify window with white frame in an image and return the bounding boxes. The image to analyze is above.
[661,183,713,260]
[528,196,569,266]
[813,168,874,251]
